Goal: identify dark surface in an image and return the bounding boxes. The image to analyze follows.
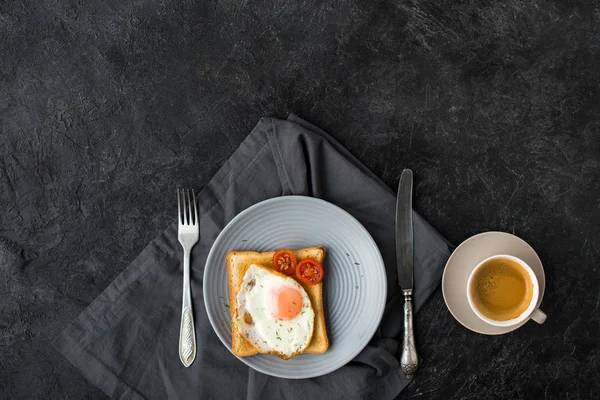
[1,0,598,399]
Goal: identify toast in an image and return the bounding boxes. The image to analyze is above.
[227,247,329,358]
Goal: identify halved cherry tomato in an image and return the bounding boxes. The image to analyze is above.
[273,249,297,276]
[296,259,324,285]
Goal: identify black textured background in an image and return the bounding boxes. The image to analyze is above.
[1,0,599,399]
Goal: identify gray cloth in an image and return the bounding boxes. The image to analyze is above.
[54,115,451,400]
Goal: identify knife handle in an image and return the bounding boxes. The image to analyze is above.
[400,291,418,377]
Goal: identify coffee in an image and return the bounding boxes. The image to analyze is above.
[469,257,534,321]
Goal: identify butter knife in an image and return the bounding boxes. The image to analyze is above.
[396,169,418,376]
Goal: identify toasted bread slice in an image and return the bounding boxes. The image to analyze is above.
[227,247,329,359]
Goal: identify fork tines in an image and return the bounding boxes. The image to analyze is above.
[177,189,198,226]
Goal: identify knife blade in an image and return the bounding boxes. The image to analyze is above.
[396,169,418,377]
[396,169,414,291]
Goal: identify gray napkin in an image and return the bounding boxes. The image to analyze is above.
[54,115,450,400]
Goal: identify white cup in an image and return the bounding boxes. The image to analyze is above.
[466,254,547,327]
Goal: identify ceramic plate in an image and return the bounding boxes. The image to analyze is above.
[442,231,546,335]
[203,196,387,379]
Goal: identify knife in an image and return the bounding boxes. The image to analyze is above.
[396,169,418,377]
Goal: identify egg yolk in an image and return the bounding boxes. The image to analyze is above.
[269,286,303,320]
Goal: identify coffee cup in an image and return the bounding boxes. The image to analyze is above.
[466,254,546,327]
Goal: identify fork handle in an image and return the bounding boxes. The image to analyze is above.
[179,249,196,367]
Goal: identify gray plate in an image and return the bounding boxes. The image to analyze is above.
[203,196,387,379]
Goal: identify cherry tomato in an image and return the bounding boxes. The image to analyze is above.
[272,249,297,276]
[295,259,324,285]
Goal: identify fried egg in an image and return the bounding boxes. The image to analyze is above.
[236,264,314,359]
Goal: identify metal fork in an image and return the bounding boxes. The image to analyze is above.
[177,189,198,367]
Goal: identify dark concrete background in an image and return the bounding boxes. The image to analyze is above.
[1,0,599,399]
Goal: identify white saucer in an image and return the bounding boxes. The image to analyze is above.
[442,231,546,335]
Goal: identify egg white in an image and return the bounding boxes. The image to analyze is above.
[236,264,314,357]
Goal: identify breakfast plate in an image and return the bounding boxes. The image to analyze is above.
[442,231,546,335]
[204,196,387,379]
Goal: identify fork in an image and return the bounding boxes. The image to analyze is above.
[177,189,199,367]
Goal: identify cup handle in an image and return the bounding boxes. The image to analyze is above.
[530,308,547,324]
